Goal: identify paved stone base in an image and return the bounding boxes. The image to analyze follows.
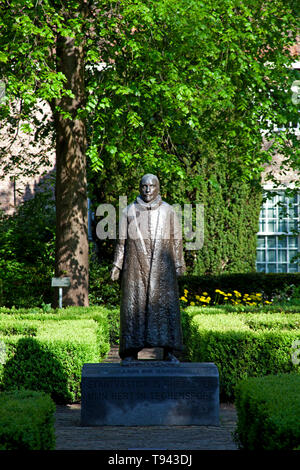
[55,403,238,450]
[55,348,237,450]
[80,362,219,426]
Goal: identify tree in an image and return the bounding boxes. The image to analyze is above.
[86,0,299,184]
[52,22,88,306]
[0,0,299,298]
[0,0,90,305]
[86,0,299,273]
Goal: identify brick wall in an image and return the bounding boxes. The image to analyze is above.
[0,101,55,215]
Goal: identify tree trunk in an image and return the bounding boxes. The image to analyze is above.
[53,34,89,306]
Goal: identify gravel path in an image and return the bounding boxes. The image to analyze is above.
[54,347,238,450]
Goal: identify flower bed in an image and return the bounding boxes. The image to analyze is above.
[180,288,272,307]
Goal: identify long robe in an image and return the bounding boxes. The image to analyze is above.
[113,195,186,358]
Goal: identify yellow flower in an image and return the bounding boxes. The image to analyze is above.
[184,289,188,295]
[190,302,195,306]
[203,292,208,296]
[265,301,271,304]
[180,297,188,302]
[215,289,221,293]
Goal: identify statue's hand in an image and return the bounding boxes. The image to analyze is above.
[111,265,120,281]
[176,267,185,277]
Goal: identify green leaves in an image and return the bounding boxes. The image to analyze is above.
[85,0,299,190]
[0,1,299,281]
[86,144,103,172]
[235,373,300,450]
[0,390,56,450]
[183,310,300,400]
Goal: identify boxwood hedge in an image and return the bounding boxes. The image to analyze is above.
[0,390,56,450]
[0,308,111,403]
[234,373,300,450]
[182,309,300,401]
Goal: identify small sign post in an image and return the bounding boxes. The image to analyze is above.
[51,277,71,308]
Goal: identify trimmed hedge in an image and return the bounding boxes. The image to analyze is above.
[89,272,300,307]
[2,269,300,309]
[182,309,300,401]
[87,272,300,307]
[0,308,111,403]
[178,273,300,303]
[182,304,300,314]
[0,306,115,349]
[0,390,56,450]
[234,373,300,450]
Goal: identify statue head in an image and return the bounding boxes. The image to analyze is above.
[139,174,160,203]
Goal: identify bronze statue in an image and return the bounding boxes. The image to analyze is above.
[111,174,185,363]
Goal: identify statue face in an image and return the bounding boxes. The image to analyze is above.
[140,175,160,203]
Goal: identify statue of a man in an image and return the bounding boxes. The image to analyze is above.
[111,174,185,363]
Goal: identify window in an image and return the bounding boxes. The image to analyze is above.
[256,191,300,273]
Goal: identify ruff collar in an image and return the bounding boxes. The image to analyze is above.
[135,194,162,210]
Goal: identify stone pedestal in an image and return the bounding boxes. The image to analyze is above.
[80,362,220,426]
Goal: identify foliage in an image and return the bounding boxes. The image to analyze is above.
[0,260,53,308]
[0,389,56,450]
[1,0,298,180]
[0,0,86,175]
[184,304,300,315]
[0,189,55,264]
[271,283,300,306]
[0,305,109,318]
[1,304,300,406]
[187,172,261,274]
[180,288,271,307]
[105,307,121,345]
[89,266,300,308]
[0,313,110,403]
[0,190,56,307]
[178,273,300,303]
[88,255,121,307]
[0,1,92,306]
[234,373,300,450]
[86,0,299,183]
[1,1,299,281]
[182,310,300,401]
[86,0,298,274]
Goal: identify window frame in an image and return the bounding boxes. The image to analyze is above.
[256,187,300,273]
